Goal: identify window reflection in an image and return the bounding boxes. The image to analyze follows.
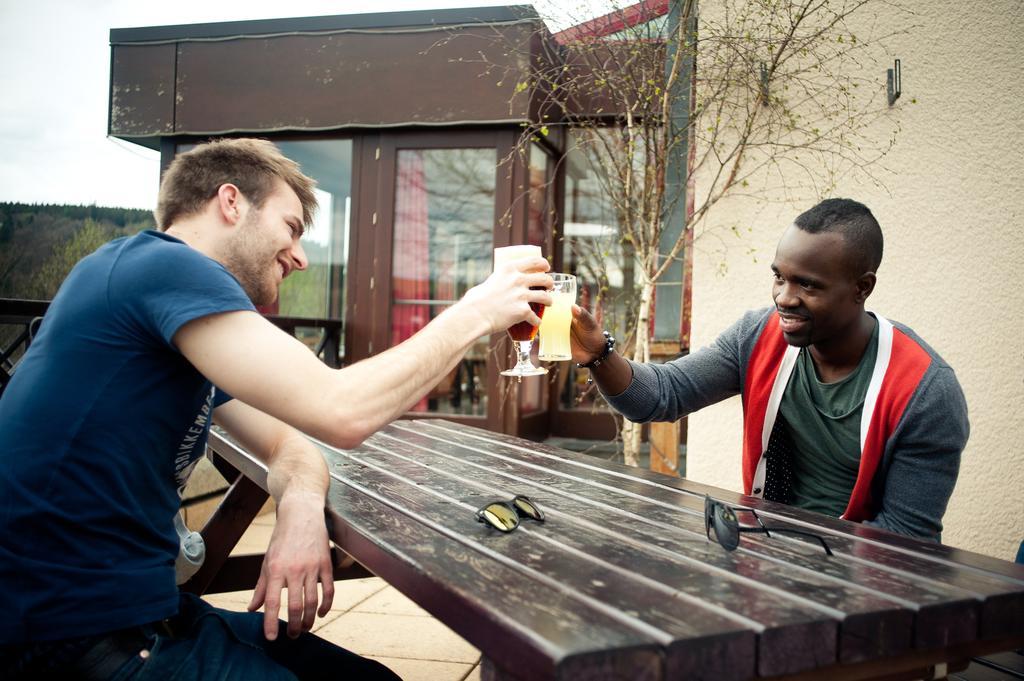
[520,144,552,415]
[560,132,641,410]
[391,148,495,415]
[275,141,352,366]
[275,140,352,324]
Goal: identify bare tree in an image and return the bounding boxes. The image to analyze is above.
[457,0,908,463]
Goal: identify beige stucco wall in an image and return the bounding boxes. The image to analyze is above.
[686,1,1024,560]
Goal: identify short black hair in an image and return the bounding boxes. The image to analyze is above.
[793,198,883,274]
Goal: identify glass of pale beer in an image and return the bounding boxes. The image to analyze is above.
[538,273,576,361]
[493,245,547,377]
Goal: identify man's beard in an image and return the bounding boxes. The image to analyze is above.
[222,214,278,307]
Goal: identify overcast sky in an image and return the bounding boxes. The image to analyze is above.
[0,0,610,210]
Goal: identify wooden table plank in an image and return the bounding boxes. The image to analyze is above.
[424,420,1022,579]
[408,420,1024,646]
[393,421,990,656]
[324,475,672,680]
[325,452,759,680]
[351,429,909,672]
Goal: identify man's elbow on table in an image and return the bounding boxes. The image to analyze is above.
[299,402,376,451]
[319,376,417,449]
[320,418,374,451]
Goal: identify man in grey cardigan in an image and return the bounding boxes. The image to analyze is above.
[570,198,968,541]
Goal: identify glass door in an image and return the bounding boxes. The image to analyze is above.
[551,131,637,440]
[365,130,556,437]
[389,147,496,416]
[517,143,553,419]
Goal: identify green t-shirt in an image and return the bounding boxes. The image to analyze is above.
[778,320,879,517]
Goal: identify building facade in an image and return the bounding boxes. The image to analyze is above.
[108,6,627,442]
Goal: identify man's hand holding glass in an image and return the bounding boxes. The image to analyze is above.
[458,251,553,343]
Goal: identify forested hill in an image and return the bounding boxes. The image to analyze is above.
[0,202,155,300]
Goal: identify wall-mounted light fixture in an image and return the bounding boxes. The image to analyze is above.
[887,59,902,106]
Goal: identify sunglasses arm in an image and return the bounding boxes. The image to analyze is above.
[770,528,834,556]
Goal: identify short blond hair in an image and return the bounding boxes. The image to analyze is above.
[155,138,317,231]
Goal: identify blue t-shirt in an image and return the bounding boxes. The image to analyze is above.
[0,231,254,643]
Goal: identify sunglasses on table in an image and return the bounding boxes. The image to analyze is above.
[476,495,545,533]
[704,495,833,556]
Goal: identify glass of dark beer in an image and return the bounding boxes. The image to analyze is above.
[494,245,547,377]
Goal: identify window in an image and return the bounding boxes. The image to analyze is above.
[560,131,642,410]
[274,140,352,322]
[275,140,352,365]
[390,148,495,415]
[519,143,553,415]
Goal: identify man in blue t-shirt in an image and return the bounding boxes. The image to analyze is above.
[0,138,553,680]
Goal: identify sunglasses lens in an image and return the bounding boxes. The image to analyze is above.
[704,495,714,538]
[714,505,740,551]
[513,496,544,521]
[481,503,519,532]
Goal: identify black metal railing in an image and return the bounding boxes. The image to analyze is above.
[266,315,343,369]
[0,298,48,396]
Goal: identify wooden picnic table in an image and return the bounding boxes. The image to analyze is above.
[193,419,1024,681]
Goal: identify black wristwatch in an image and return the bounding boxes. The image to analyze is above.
[577,331,615,370]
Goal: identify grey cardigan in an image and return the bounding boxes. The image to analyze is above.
[605,307,969,541]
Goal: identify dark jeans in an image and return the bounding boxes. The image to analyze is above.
[2,593,401,680]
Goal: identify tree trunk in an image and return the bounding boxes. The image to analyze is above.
[622,280,654,466]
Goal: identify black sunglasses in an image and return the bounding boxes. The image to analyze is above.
[704,495,833,556]
[476,495,545,533]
